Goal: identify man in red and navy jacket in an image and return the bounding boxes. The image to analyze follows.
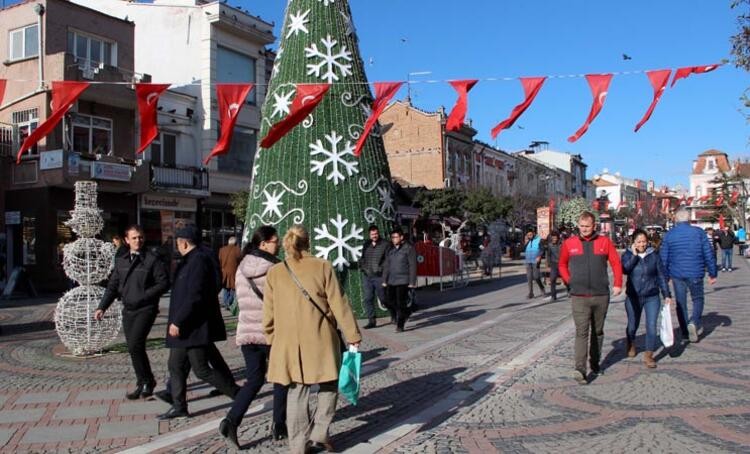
[559,211,623,384]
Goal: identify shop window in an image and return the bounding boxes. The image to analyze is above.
[12,108,39,156]
[8,24,38,61]
[149,132,177,167]
[69,113,113,155]
[217,127,255,174]
[22,216,36,265]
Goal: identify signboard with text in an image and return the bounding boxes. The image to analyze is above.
[90,162,132,182]
[141,194,197,212]
[537,207,552,239]
[40,150,64,170]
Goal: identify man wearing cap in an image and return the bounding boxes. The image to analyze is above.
[158,225,239,420]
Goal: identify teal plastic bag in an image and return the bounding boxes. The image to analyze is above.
[338,346,362,406]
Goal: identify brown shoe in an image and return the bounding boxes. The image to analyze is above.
[643,351,656,368]
[626,339,636,358]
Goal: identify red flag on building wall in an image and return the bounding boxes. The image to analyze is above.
[648,200,658,215]
[661,198,670,213]
[548,198,555,213]
[446,79,478,132]
[355,81,403,157]
[568,74,613,143]
[634,69,671,132]
[730,190,740,205]
[136,83,171,154]
[491,77,546,139]
[718,214,725,229]
[687,196,694,205]
[261,83,330,149]
[670,64,721,88]
[16,81,90,163]
[0,79,6,106]
[715,193,724,206]
[204,83,254,164]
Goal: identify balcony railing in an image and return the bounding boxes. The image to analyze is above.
[0,123,15,158]
[150,164,209,194]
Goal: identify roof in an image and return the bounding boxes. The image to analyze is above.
[699,149,727,157]
[736,162,750,178]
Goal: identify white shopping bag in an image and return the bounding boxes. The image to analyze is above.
[658,304,674,348]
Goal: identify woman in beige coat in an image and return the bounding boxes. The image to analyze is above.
[263,225,362,454]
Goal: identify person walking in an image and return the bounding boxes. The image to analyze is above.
[660,209,717,344]
[621,229,673,368]
[218,236,242,309]
[96,225,169,400]
[263,225,361,454]
[717,225,735,272]
[219,226,289,449]
[382,228,418,332]
[545,231,562,302]
[480,234,494,276]
[158,225,239,420]
[359,225,390,329]
[523,228,545,299]
[559,211,623,384]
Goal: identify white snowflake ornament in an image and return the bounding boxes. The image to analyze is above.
[271,90,295,119]
[261,189,285,219]
[314,214,363,271]
[310,131,359,185]
[317,0,335,6]
[305,34,353,83]
[286,9,310,38]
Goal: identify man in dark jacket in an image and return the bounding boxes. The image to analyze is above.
[717,226,735,272]
[96,225,169,400]
[660,209,717,343]
[559,212,622,384]
[158,225,239,420]
[545,231,562,301]
[359,225,390,329]
[382,228,417,332]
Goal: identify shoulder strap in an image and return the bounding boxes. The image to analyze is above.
[248,277,264,300]
[283,260,344,342]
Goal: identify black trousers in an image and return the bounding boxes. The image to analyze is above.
[226,344,288,427]
[168,345,239,411]
[385,284,410,328]
[122,306,158,385]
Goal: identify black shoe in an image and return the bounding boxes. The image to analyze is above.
[272,422,288,441]
[156,406,189,420]
[526,294,534,299]
[125,384,145,400]
[390,315,396,324]
[219,417,240,450]
[154,390,173,405]
[141,381,156,399]
[395,324,404,333]
[363,318,376,329]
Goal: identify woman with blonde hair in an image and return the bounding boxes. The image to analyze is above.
[263,225,361,454]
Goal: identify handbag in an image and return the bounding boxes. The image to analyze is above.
[338,345,362,406]
[658,303,674,348]
[283,261,346,351]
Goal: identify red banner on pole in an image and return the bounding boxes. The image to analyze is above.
[136,83,170,154]
[491,77,546,139]
[204,83,254,164]
[354,81,403,157]
[445,79,478,132]
[670,64,721,88]
[634,69,671,132]
[568,74,613,143]
[16,81,89,163]
[261,84,330,149]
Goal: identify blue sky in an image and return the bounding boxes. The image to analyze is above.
[241,0,748,189]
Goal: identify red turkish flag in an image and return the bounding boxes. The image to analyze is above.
[0,79,6,106]
[16,81,89,163]
[670,64,721,88]
[648,200,658,215]
[136,83,170,154]
[661,198,670,212]
[699,195,710,203]
[731,190,740,205]
[354,81,403,157]
[687,196,694,205]
[204,83,254,164]
[715,193,724,206]
[568,74,613,143]
[634,69,671,132]
[491,77,546,139]
[548,198,555,212]
[261,84,330,149]
[446,79,478,132]
[718,214,725,229]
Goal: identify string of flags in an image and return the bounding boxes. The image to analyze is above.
[1,63,721,164]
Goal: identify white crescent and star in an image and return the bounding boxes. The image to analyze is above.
[228,103,240,118]
[146,92,159,105]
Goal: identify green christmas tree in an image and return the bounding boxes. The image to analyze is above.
[245,0,395,317]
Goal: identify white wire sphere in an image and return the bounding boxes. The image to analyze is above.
[65,208,105,238]
[55,285,122,356]
[62,239,115,285]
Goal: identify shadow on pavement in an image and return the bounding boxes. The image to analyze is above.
[0,320,55,336]
[700,312,732,338]
[416,274,527,310]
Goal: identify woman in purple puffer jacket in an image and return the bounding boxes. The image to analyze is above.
[219,226,289,449]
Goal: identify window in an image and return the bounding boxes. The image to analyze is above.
[12,108,39,156]
[218,127,255,174]
[707,159,715,170]
[216,46,257,104]
[149,132,177,167]
[8,24,38,61]
[696,186,702,198]
[69,113,112,155]
[67,31,116,69]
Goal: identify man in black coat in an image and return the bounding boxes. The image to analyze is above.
[359,225,391,329]
[96,225,169,400]
[382,228,417,332]
[158,225,239,420]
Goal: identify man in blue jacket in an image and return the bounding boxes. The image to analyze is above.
[523,228,545,299]
[660,209,717,344]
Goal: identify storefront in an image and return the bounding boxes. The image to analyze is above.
[139,193,198,251]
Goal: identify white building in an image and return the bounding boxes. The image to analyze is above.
[689,149,732,200]
[516,147,588,199]
[72,0,276,247]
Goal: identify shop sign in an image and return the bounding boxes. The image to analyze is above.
[141,194,197,212]
[68,152,80,176]
[40,150,64,170]
[4,211,21,225]
[91,162,132,182]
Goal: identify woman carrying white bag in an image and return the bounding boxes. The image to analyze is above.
[621,229,674,368]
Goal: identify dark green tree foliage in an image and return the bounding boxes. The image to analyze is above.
[414,188,467,220]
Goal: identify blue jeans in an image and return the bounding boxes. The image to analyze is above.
[671,277,705,336]
[222,288,235,308]
[362,275,386,319]
[227,344,288,427]
[624,294,661,351]
[721,248,733,270]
